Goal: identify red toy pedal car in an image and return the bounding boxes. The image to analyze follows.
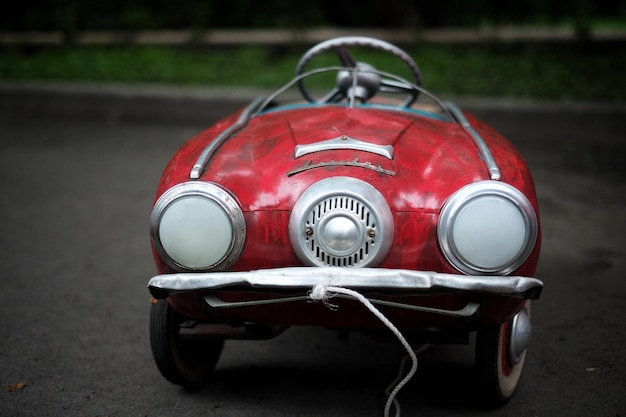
[148,36,542,407]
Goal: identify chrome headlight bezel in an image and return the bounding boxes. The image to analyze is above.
[438,181,538,275]
[150,182,246,271]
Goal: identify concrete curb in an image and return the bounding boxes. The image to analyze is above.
[2,28,626,46]
[2,82,625,125]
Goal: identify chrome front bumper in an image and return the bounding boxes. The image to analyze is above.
[148,267,543,300]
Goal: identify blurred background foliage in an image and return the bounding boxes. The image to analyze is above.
[1,1,625,101]
[3,0,625,33]
[4,42,622,101]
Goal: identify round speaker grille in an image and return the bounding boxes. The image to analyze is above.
[289,177,393,267]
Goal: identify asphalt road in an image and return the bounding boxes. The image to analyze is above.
[0,88,625,417]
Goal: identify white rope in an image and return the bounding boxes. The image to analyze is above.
[308,284,418,417]
[384,344,430,417]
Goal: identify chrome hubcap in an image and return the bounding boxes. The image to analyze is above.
[509,307,532,365]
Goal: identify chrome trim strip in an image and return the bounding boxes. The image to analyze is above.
[148,267,543,300]
[294,135,394,159]
[189,79,494,180]
[203,293,480,318]
[444,101,501,180]
[205,294,311,308]
[368,299,479,317]
[287,158,395,177]
[190,96,266,179]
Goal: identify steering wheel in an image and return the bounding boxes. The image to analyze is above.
[296,36,422,106]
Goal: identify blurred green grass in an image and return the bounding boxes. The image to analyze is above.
[1,42,624,101]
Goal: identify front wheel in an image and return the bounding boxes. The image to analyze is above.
[150,299,224,387]
[475,303,532,407]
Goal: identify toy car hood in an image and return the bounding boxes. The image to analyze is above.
[155,103,536,215]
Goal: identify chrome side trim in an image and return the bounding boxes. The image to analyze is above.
[148,267,543,300]
[190,96,266,179]
[204,294,480,318]
[444,102,501,180]
[294,135,394,159]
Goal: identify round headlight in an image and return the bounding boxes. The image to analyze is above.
[150,182,245,271]
[438,181,537,275]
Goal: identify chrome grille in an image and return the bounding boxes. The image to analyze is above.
[289,177,393,267]
[306,196,375,266]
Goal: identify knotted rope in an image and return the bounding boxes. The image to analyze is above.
[309,284,419,417]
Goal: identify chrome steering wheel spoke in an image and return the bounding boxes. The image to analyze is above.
[321,87,345,104]
[335,45,358,68]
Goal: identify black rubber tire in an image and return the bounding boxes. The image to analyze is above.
[150,299,224,387]
[475,306,529,408]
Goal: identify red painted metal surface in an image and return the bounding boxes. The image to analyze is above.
[153,103,541,333]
